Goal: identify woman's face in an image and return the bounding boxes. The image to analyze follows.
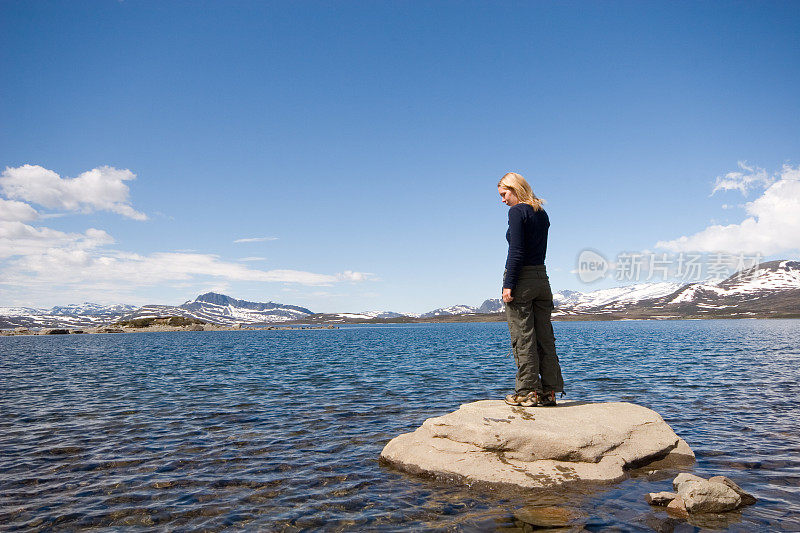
[498,186,519,207]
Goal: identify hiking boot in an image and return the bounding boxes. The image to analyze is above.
[519,391,539,407]
[504,392,527,406]
[539,390,557,407]
[505,391,541,407]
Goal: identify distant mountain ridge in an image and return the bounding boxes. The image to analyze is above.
[119,292,314,326]
[0,303,138,329]
[553,260,800,319]
[419,299,504,318]
[2,261,798,329]
[184,292,312,314]
[0,293,312,329]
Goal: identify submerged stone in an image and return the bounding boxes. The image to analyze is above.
[709,475,757,505]
[380,400,694,488]
[513,505,577,527]
[673,472,706,491]
[678,479,741,513]
[666,495,690,518]
[646,491,677,506]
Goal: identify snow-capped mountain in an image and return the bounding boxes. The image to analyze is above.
[0,294,312,329]
[667,260,800,304]
[415,299,504,318]
[558,282,685,311]
[120,292,314,326]
[2,261,798,329]
[420,304,480,318]
[48,303,138,316]
[0,306,45,317]
[552,290,583,307]
[331,311,407,320]
[478,298,504,313]
[0,303,138,329]
[461,260,799,320]
[554,260,800,319]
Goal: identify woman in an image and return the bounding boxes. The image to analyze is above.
[498,172,564,407]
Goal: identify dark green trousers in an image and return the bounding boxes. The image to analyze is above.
[505,265,564,395]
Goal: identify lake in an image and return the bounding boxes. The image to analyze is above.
[1,320,799,531]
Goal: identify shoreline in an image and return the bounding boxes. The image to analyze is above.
[276,309,800,325]
[3,312,799,336]
[0,324,339,336]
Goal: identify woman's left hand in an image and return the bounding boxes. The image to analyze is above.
[502,288,513,303]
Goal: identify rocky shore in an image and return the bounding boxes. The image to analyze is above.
[0,323,338,336]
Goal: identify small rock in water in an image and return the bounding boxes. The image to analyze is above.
[513,506,576,528]
[672,472,705,491]
[709,475,757,505]
[662,473,754,515]
[678,479,741,513]
[645,491,677,506]
[666,495,689,518]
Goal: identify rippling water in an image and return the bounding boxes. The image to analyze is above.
[1,320,799,531]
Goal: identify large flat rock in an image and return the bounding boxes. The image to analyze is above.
[380,400,694,488]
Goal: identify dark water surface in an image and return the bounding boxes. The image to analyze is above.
[1,320,799,531]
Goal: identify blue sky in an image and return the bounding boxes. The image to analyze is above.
[1,1,799,313]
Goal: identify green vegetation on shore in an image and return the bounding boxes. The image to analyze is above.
[113,316,206,328]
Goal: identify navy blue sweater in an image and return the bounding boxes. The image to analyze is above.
[503,203,549,290]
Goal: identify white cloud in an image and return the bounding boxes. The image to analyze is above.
[0,164,147,220]
[0,164,373,304]
[710,161,774,196]
[0,198,38,222]
[234,236,277,243]
[239,256,267,262]
[1,222,370,296]
[657,164,800,255]
[0,220,113,260]
[336,270,374,282]
[6,250,341,286]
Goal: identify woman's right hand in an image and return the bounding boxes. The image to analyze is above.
[502,288,514,303]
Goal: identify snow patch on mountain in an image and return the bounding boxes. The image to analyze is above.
[552,290,583,306]
[420,304,479,318]
[48,303,138,316]
[478,299,504,313]
[334,313,375,320]
[0,306,43,317]
[158,292,315,325]
[0,303,141,329]
[568,282,684,310]
[668,260,800,304]
[341,310,406,319]
[330,311,405,320]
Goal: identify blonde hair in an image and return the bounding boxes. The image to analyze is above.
[498,172,544,211]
